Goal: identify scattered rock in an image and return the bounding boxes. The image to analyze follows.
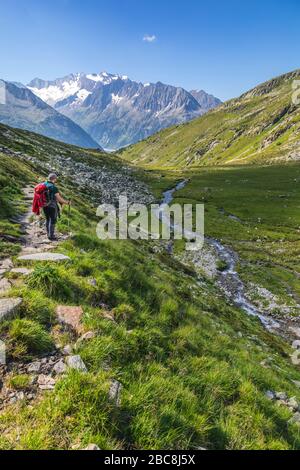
[289,327,300,338]
[78,331,95,343]
[287,397,299,412]
[37,375,56,391]
[53,359,67,375]
[0,259,13,270]
[27,361,42,374]
[109,379,122,407]
[288,412,300,427]
[11,268,33,276]
[18,253,70,262]
[84,444,101,451]
[62,345,73,356]
[66,355,87,372]
[0,278,12,294]
[265,390,275,401]
[0,298,22,321]
[292,380,300,389]
[275,392,288,401]
[88,279,97,287]
[292,340,300,350]
[56,306,84,334]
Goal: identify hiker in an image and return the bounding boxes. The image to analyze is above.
[32,173,71,241]
[43,173,71,241]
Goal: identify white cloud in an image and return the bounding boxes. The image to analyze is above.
[143,34,157,43]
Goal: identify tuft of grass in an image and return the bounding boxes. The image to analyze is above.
[8,374,31,391]
[8,319,54,357]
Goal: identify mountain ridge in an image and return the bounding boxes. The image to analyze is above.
[28,72,221,150]
[0,80,101,149]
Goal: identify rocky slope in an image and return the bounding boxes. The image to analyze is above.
[119,69,300,168]
[28,72,220,150]
[0,81,100,149]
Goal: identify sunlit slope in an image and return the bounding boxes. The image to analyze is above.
[119,70,300,168]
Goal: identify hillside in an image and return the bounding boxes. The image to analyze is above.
[119,70,300,168]
[28,72,220,150]
[0,81,100,149]
[1,123,300,449]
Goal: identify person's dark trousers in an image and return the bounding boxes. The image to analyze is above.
[43,205,58,239]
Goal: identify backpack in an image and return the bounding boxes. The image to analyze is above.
[32,183,53,216]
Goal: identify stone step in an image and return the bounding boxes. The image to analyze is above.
[0,278,12,295]
[11,268,33,276]
[0,298,22,321]
[18,253,71,262]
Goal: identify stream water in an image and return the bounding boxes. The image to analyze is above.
[160,181,280,331]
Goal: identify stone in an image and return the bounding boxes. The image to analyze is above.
[109,379,122,407]
[0,278,12,294]
[88,279,97,287]
[0,259,13,270]
[53,360,67,375]
[18,253,70,262]
[275,392,288,401]
[56,306,84,334]
[292,380,300,389]
[66,355,87,372]
[11,268,33,276]
[287,397,299,412]
[289,327,300,338]
[37,375,56,390]
[27,361,42,373]
[62,345,73,356]
[78,331,95,342]
[292,340,300,350]
[288,412,300,427]
[265,390,275,401]
[0,298,22,321]
[84,444,101,451]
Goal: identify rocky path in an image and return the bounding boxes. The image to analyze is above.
[0,186,70,320]
[0,187,122,425]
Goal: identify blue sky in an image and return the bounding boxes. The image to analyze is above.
[1,0,299,100]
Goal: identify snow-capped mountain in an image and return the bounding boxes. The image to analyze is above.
[28,72,221,150]
[0,80,100,149]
